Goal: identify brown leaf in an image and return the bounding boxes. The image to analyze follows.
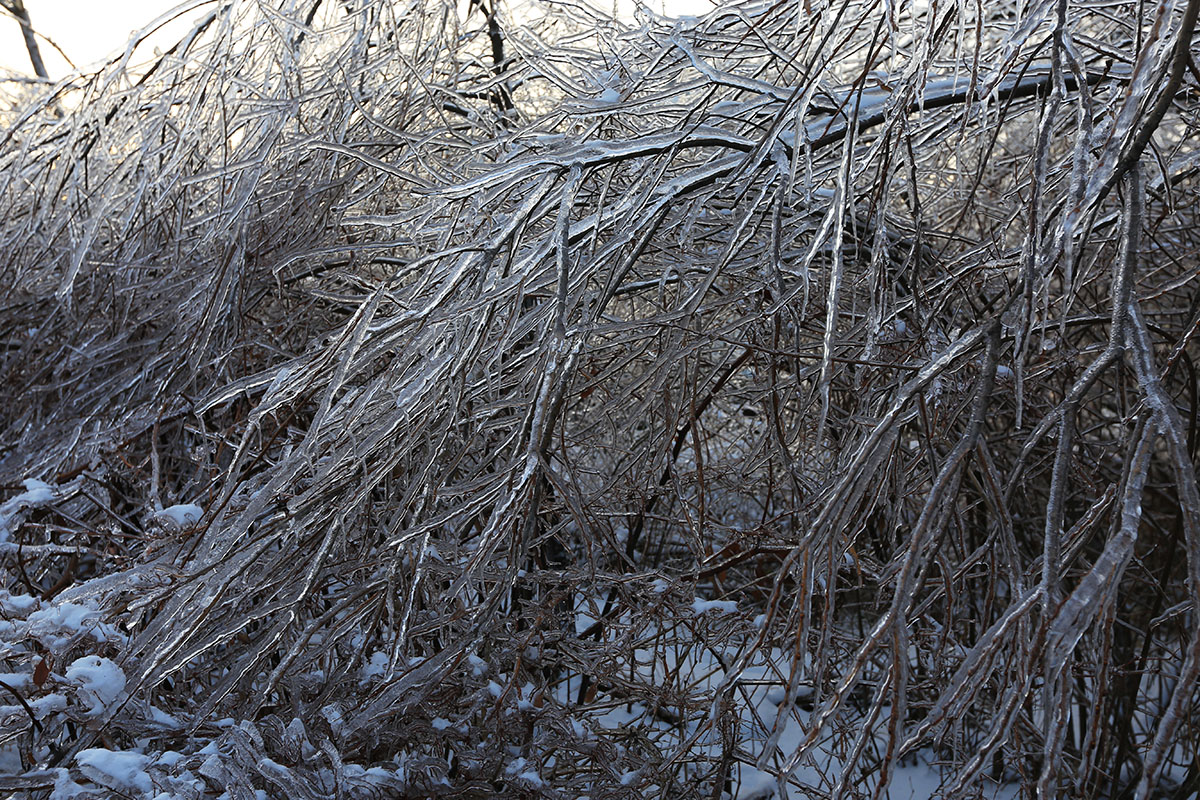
[32,657,50,688]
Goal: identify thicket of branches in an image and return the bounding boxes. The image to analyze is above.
[1,0,1198,797]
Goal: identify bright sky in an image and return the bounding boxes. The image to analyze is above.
[0,0,718,79]
[0,0,188,77]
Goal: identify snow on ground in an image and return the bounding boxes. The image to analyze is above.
[0,564,417,799]
[563,591,1021,799]
[691,597,739,615]
[0,494,1019,799]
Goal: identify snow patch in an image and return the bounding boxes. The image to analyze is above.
[29,693,67,718]
[76,748,153,794]
[0,671,32,690]
[467,653,487,677]
[18,478,54,504]
[155,503,203,529]
[149,705,180,728]
[27,600,123,647]
[361,650,389,683]
[0,591,40,615]
[1,479,56,543]
[50,768,87,799]
[506,757,544,787]
[66,656,126,716]
[691,598,738,615]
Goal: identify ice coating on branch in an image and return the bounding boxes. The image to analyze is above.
[0,0,1193,797]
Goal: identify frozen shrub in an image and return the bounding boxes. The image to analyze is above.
[0,0,1197,798]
